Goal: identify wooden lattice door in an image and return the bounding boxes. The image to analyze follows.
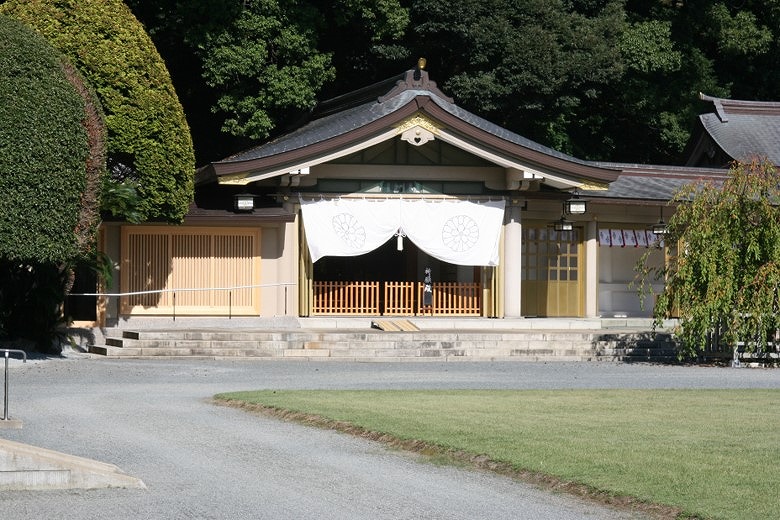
[521,226,583,317]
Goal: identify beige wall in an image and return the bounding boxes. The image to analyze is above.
[259,217,298,317]
[101,220,298,323]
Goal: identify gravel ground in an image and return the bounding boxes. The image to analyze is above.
[0,357,777,519]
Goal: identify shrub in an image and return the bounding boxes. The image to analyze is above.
[0,14,89,262]
[2,0,196,223]
[0,15,101,350]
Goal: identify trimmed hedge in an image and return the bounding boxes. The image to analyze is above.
[2,0,196,223]
[0,14,89,262]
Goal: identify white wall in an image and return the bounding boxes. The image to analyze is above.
[598,243,664,317]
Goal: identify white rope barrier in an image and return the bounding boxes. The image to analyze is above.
[68,282,296,298]
[67,283,298,319]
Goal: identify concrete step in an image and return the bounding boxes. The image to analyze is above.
[89,345,142,357]
[0,438,145,490]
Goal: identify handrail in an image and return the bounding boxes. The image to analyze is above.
[2,349,26,422]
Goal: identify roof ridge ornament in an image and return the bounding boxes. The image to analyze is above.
[415,57,427,80]
[378,59,454,103]
[699,92,728,122]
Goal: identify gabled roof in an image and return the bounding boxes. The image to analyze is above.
[685,93,780,167]
[205,66,621,188]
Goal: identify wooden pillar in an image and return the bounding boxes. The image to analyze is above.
[503,203,523,317]
[297,209,313,316]
[585,220,599,318]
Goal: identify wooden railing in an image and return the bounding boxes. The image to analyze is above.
[422,282,481,316]
[384,281,417,315]
[313,281,481,316]
[312,281,380,315]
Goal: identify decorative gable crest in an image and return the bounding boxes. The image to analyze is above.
[397,115,439,146]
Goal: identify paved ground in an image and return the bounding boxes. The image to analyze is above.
[1,357,778,519]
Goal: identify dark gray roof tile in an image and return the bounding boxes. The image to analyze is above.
[700,112,780,165]
[581,164,727,201]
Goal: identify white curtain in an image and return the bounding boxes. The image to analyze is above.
[400,199,504,266]
[300,198,400,262]
[301,197,505,266]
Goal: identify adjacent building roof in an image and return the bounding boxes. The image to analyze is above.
[685,93,780,167]
[582,163,728,203]
[183,188,295,222]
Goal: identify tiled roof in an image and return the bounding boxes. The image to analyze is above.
[208,69,746,198]
[582,164,728,202]
[221,87,597,168]
[211,68,615,182]
[220,89,425,163]
[182,192,295,222]
[184,204,294,222]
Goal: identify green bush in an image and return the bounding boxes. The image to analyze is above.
[0,15,98,349]
[0,14,88,263]
[2,0,196,223]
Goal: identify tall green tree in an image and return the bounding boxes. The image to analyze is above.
[636,160,780,359]
[126,0,409,163]
[617,0,780,162]
[628,1,779,99]
[2,0,196,223]
[585,15,725,163]
[405,0,627,159]
[0,14,105,348]
[128,0,780,167]
[200,1,334,141]
[318,0,410,92]
[405,0,780,163]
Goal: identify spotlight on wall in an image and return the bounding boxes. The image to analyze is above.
[234,193,255,212]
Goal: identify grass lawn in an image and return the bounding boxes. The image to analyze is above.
[214,389,780,520]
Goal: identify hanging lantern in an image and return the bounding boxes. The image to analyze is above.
[564,189,587,215]
[553,216,573,232]
[652,206,667,235]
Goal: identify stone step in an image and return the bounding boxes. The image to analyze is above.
[102,338,601,352]
[91,347,600,361]
[89,345,139,357]
[116,329,602,342]
[90,328,679,362]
